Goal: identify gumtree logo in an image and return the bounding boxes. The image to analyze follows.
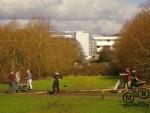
[122,88,150,108]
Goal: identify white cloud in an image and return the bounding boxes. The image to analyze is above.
[51,19,122,34]
[0,0,144,34]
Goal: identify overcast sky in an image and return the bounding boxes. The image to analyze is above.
[0,0,147,34]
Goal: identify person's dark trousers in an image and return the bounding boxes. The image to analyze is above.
[9,82,16,93]
[51,80,59,94]
[9,82,13,93]
[127,81,132,90]
[55,80,59,93]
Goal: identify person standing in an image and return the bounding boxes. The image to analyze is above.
[27,69,32,90]
[8,71,16,93]
[125,68,132,90]
[119,68,131,90]
[50,72,61,94]
[15,70,21,92]
[131,65,146,89]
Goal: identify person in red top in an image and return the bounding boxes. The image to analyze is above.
[8,71,16,93]
[125,68,131,89]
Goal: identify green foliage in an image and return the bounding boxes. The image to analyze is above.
[98,46,113,62]
[102,62,122,75]
[69,63,108,75]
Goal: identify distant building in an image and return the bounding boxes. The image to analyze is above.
[49,31,75,38]
[50,30,119,58]
[89,36,97,56]
[75,31,90,57]
[92,35,119,52]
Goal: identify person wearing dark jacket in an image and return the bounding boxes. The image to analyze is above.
[8,71,16,93]
[50,72,62,94]
[130,66,146,89]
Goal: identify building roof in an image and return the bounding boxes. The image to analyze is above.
[92,36,119,40]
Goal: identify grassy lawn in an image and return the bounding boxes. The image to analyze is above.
[0,94,149,113]
[33,75,118,91]
[0,76,149,113]
[0,76,118,91]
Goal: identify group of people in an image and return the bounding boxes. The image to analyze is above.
[8,69,62,94]
[115,66,146,90]
[8,69,32,93]
[8,66,145,94]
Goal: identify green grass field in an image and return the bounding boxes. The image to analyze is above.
[0,75,118,91]
[33,75,118,91]
[0,76,149,113]
[0,94,149,113]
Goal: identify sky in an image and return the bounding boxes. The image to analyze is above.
[0,0,147,34]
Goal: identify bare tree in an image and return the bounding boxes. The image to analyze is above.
[113,8,150,81]
[0,19,82,82]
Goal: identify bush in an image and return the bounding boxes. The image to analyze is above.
[68,63,107,75]
[101,62,122,75]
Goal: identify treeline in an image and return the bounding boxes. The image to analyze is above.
[105,7,150,81]
[0,19,82,82]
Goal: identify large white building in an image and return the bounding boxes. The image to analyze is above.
[49,31,75,38]
[75,31,90,57]
[92,35,119,53]
[75,32,119,57]
[50,31,119,57]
